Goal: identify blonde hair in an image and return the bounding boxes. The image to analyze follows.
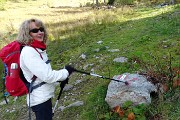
[16,18,48,44]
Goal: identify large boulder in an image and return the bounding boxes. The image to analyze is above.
[105,73,157,108]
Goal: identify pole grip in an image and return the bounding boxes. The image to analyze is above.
[74,69,90,75]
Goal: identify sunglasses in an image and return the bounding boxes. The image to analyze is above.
[29,27,44,33]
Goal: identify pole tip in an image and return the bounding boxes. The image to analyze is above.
[125,81,129,85]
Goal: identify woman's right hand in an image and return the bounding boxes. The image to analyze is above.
[65,65,75,75]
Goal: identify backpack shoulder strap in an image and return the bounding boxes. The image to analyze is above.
[24,47,50,93]
[32,47,43,59]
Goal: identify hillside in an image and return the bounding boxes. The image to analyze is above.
[0,0,179,120]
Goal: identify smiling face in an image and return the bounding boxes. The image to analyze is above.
[29,22,44,42]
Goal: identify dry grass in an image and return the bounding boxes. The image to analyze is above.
[0,1,89,32]
[0,0,118,40]
[0,0,133,43]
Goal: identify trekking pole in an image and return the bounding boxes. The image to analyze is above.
[2,76,8,104]
[52,78,69,116]
[74,69,129,85]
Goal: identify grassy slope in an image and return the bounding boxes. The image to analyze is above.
[49,6,179,120]
[0,1,179,120]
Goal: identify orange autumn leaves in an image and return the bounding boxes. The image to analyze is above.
[128,112,135,120]
[113,106,125,117]
[113,106,135,120]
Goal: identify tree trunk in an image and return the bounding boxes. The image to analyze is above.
[96,0,99,6]
[170,0,175,4]
[107,0,115,5]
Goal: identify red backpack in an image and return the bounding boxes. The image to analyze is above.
[0,40,46,97]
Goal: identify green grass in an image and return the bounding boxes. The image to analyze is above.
[0,1,180,120]
[48,4,180,120]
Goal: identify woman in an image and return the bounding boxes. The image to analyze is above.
[17,18,74,120]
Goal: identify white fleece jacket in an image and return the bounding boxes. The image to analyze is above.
[20,46,69,107]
